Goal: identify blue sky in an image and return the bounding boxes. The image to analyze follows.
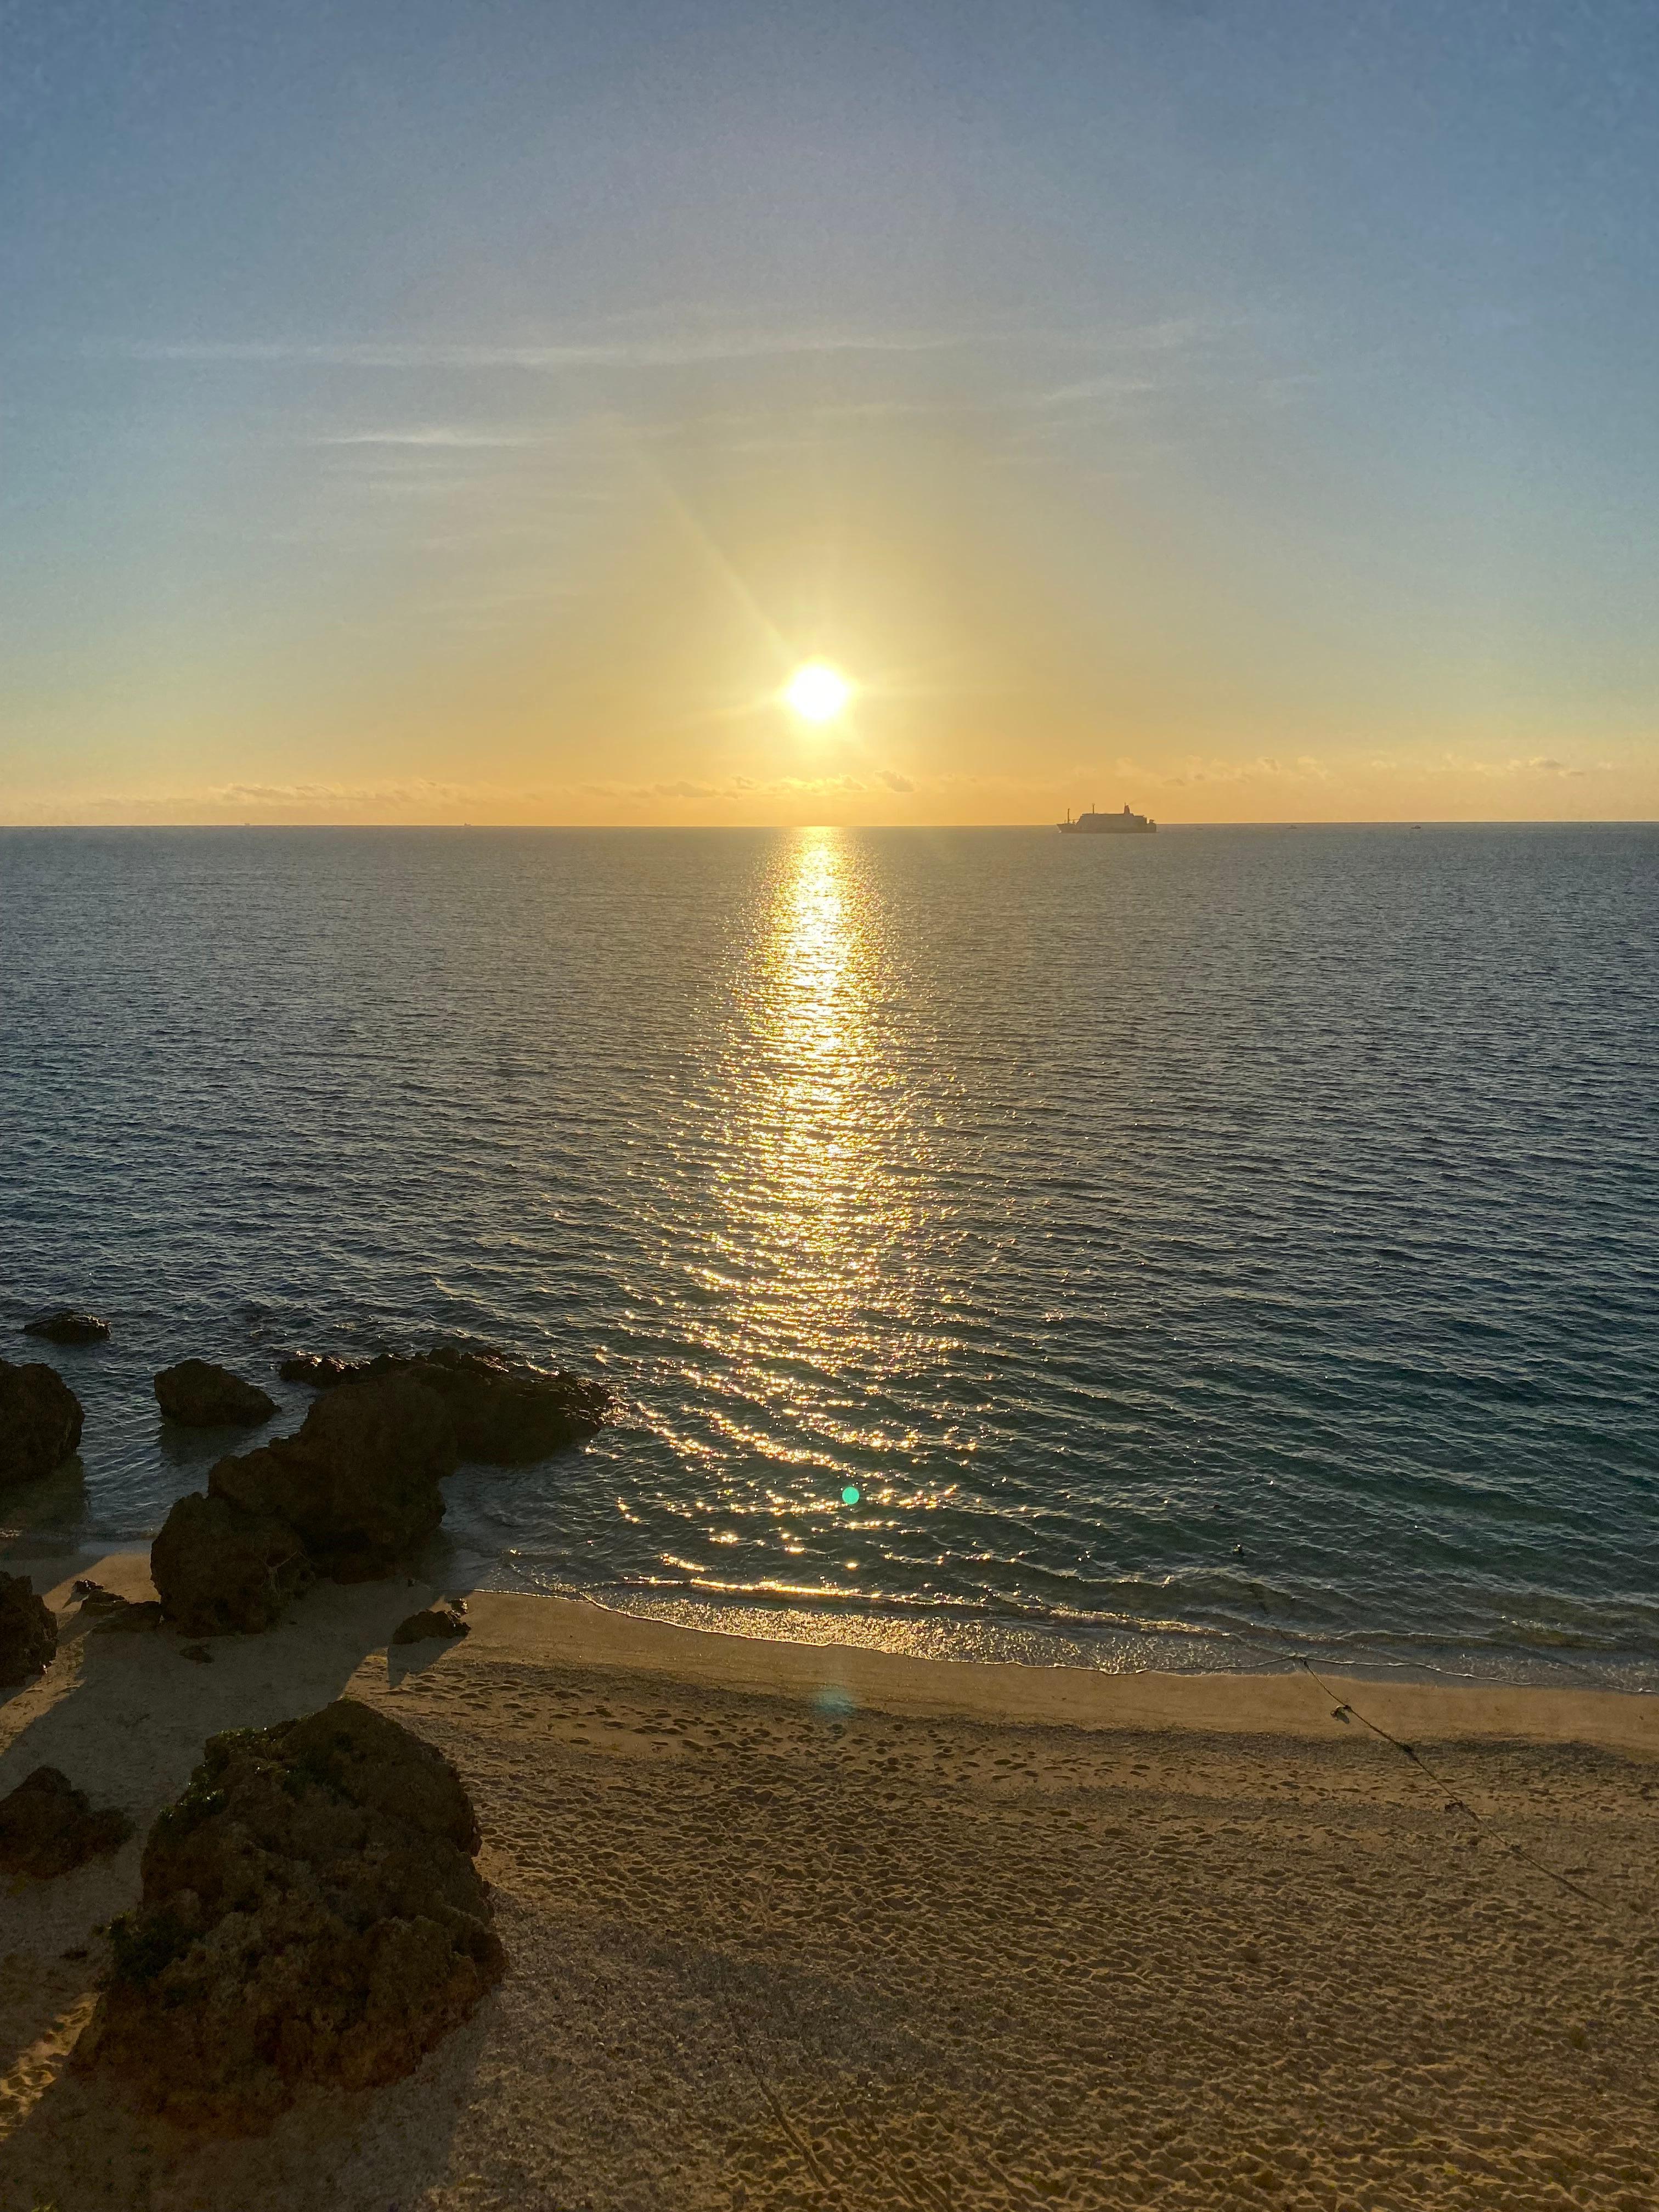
[4,0,1657,820]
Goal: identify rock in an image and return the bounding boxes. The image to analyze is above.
[0,1765,132,1880]
[0,1358,84,1491]
[72,1580,163,1632]
[277,1352,355,1386]
[94,1599,167,1634]
[22,1308,109,1345]
[209,1376,457,1582]
[0,1571,58,1685]
[391,1600,469,1645]
[154,1359,276,1428]
[75,1699,505,2131]
[280,1344,611,1462]
[150,1492,312,1637]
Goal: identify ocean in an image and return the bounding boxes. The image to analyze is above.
[2,823,1655,1686]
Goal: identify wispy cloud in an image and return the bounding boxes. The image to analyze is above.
[582,771,915,803]
[1457,754,1613,780]
[209,780,481,806]
[1142,755,1332,788]
[94,314,1224,383]
[105,329,964,373]
[1365,754,1615,781]
[312,426,568,449]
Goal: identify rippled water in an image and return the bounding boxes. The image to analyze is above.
[3,825,1656,1684]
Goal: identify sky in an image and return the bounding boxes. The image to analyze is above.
[3,0,1658,825]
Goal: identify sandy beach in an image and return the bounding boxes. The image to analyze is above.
[2,1555,1656,2212]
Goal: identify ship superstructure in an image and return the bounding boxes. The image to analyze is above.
[1058,804,1156,834]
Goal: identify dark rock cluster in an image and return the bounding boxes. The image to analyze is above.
[0,1358,84,1490]
[0,1764,132,1880]
[150,1375,454,1632]
[279,1344,611,1463]
[0,1571,58,1686]
[22,1308,110,1345]
[153,1359,276,1428]
[75,1699,504,2132]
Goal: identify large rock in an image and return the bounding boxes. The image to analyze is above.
[0,1571,58,1685]
[0,1765,132,1879]
[282,1345,611,1463]
[209,1376,457,1581]
[150,1493,312,1637]
[0,1358,84,1491]
[22,1308,110,1345]
[76,1699,505,2132]
[154,1358,276,1427]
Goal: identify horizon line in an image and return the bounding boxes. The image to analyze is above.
[3,817,1654,833]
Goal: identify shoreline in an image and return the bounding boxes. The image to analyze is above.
[13,1523,1657,1697]
[3,1548,1657,2208]
[13,1547,1659,1754]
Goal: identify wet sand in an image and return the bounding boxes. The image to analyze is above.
[2,1552,1656,2210]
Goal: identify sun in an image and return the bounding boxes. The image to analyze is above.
[781,661,854,724]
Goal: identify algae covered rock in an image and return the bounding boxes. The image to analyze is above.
[208,1375,457,1581]
[0,1358,84,1491]
[150,1492,312,1636]
[0,1571,58,1685]
[0,1765,131,1879]
[154,1359,276,1428]
[76,1699,504,2132]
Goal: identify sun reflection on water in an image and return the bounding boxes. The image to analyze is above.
[747,826,891,1323]
[630,825,951,1619]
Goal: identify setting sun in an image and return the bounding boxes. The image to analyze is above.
[781,661,854,724]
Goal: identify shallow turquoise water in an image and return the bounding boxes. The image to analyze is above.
[2,825,1655,1684]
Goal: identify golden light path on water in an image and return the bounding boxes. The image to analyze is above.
[622,825,964,1643]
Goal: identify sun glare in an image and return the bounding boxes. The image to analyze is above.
[781,661,854,724]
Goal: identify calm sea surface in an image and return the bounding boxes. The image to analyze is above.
[2,825,1655,1685]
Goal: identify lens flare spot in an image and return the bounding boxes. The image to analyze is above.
[841,1484,861,1505]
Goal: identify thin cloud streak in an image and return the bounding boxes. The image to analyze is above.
[104,331,968,373]
[91,314,1223,379]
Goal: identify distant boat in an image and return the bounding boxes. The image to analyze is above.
[1058,803,1156,835]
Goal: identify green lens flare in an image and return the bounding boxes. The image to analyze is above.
[841,1485,860,1505]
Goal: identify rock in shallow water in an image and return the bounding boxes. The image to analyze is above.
[0,1765,132,1880]
[22,1308,110,1345]
[209,1375,457,1581]
[0,1358,84,1491]
[0,1571,58,1685]
[276,1352,355,1386]
[280,1343,611,1462]
[75,1699,504,2132]
[153,1358,276,1427]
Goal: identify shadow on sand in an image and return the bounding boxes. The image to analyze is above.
[0,1557,492,2210]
